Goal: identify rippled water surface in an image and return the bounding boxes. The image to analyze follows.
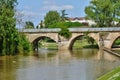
[0,49,120,80]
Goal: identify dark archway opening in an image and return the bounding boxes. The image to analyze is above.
[32,36,58,51]
[69,35,99,50]
[112,37,120,49]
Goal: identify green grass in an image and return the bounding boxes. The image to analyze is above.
[114,39,120,45]
[39,39,98,50]
[73,40,98,49]
[39,42,58,50]
[97,67,120,80]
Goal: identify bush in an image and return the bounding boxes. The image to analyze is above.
[58,27,71,38]
[49,22,64,28]
[49,22,83,28]
[18,33,32,54]
[64,22,83,27]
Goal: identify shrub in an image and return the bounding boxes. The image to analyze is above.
[58,27,71,38]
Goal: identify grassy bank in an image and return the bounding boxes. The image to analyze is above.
[39,40,98,50]
[97,67,120,80]
[73,40,98,49]
[39,42,58,50]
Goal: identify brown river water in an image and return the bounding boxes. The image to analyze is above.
[0,49,120,80]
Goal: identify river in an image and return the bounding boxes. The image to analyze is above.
[0,49,120,80]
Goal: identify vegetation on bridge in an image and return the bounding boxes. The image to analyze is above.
[0,0,32,56]
[44,10,83,38]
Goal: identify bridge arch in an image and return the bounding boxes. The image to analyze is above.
[32,36,58,51]
[111,36,120,48]
[68,33,99,49]
[25,33,59,43]
[31,35,58,43]
[32,36,57,43]
[105,33,120,49]
[110,36,120,48]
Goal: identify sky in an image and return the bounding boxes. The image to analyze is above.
[16,0,90,26]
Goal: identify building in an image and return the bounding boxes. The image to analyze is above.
[68,17,96,26]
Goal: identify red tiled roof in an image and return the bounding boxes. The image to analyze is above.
[68,17,86,20]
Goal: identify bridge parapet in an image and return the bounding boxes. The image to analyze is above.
[19,28,61,33]
[19,27,120,33]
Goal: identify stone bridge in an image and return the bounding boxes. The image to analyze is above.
[19,27,120,50]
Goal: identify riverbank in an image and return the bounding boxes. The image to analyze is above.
[97,67,120,80]
[39,40,98,49]
[103,47,120,57]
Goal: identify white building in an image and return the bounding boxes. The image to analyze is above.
[68,17,96,26]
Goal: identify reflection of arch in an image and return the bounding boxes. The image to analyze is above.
[69,34,99,49]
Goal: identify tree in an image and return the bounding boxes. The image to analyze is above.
[24,21,34,29]
[85,0,120,27]
[0,0,18,55]
[44,11,61,28]
[0,0,32,55]
[61,10,68,22]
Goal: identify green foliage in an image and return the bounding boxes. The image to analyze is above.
[73,40,98,49]
[44,10,82,38]
[18,34,32,53]
[84,32,95,45]
[114,38,120,45]
[97,67,120,80]
[49,22,65,28]
[86,36,95,45]
[61,10,68,21]
[24,21,34,29]
[0,0,32,56]
[49,22,83,28]
[85,0,120,27]
[49,22,82,38]
[64,22,83,27]
[44,11,61,28]
[58,27,71,38]
[83,45,98,48]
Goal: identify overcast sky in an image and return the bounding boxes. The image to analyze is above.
[17,0,90,26]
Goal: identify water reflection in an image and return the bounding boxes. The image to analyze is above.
[0,49,120,80]
[0,56,18,80]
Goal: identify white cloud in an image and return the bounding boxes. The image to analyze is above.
[42,5,74,10]
[62,5,74,10]
[43,0,56,5]
[42,0,74,11]
[21,10,44,17]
